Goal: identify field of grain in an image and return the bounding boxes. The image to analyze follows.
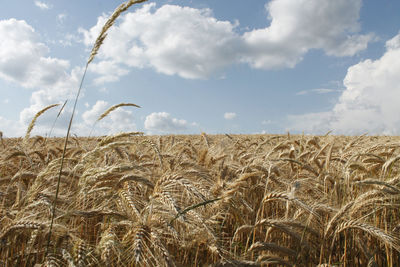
[1,1,399,266]
[1,133,400,266]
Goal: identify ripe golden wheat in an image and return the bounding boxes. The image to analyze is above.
[2,133,400,266]
[1,0,400,266]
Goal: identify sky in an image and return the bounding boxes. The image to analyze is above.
[1,0,400,137]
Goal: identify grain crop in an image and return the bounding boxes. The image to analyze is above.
[1,0,399,265]
[97,104,141,122]
[24,104,60,144]
[1,133,400,266]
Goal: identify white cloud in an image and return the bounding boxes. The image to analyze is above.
[79,1,372,80]
[0,19,77,90]
[58,33,80,47]
[88,60,129,84]
[79,14,108,47]
[82,100,108,125]
[224,112,237,120]
[144,112,188,134]
[242,0,373,69]
[1,100,71,138]
[289,32,400,135]
[80,4,240,79]
[288,111,333,134]
[0,116,23,137]
[0,19,48,86]
[34,1,51,10]
[78,13,107,48]
[80,100,137,135]
[0,19,81,135]
[18,66,81,127]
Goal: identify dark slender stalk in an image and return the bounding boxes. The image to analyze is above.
[44,63,88,257]
[169,198,222,224]
[43,1,147,260]
[47,100,68,139]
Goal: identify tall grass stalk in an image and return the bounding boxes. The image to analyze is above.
[89,103,141,137]
[44,0,148,258]
[24,104,60,145]
[46,100,68,139]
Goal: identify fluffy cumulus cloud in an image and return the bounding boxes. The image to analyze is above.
[80,0,372,80]
[144,112,188,134]
[18,66,81,128]
[80,4,240,79]
[0,19,60,87]
[0,116,24,137]
[79,100,137,135]
[289,32,400,135]
[88,60,129,85]
[81,100,109,125]
[224,112,237,120]
[0,18,80,134]
[242,0,372,69]
[0,103,70,137]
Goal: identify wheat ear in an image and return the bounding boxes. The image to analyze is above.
[88,0,149,64]
[89,103,141,141]
[47,99,67,139]
[336,220,400,252]
[97,103,141,121]
[45,0,148,258]
[133,225,150,263]
[24,104,60,143]
[249,242,297,258]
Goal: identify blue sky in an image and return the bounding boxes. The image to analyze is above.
[1,0,400,137]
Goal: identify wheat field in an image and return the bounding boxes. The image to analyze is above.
[1,0,399,266]
[1,132,400,266]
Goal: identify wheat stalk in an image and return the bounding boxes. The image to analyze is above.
[45,0,148,259]
[87,0,149,64]
[0,131,4,148]
[336,220,400,252]
[325,201,354,238]
[97,103,141,122]
[24,104,60,144]
[47,100,68,139]
[249,242,297,258]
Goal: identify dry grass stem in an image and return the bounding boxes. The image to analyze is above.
[24,104,60,143]
[97,103,141,122]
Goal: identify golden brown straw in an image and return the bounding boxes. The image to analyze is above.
[88,0,149,64]
[97,103,141,121]
[45,0,147,260]
[24,103,60,143]
[1,0,399,265]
